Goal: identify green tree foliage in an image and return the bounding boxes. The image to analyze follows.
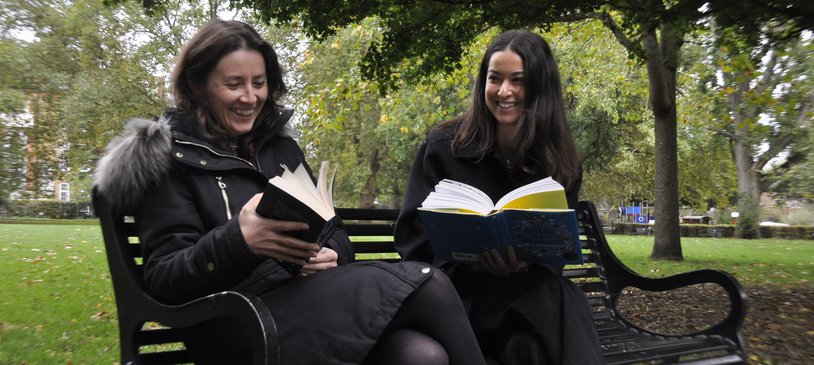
[686,26,813,236]
[0,39,29,207]
[547,21,654,205]
[2,0,248,201]
[293,19,475,208]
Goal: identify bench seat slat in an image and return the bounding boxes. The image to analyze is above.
[605,340,736,365]
[137,350,191,364]
[344,224,396,236]
[135,328,182,346]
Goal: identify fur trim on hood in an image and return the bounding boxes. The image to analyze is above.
[93,117,173,213]
[93,110,297,212]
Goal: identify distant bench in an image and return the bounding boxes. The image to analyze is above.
[95,195,748,365]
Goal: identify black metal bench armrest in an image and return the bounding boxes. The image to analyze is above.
[143,291,279,365]
[94,190,279,365]
[611,269,746,341]
[578,201,748,351]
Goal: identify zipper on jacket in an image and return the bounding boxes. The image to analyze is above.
[175,139,256,169]
[216,176,233,220]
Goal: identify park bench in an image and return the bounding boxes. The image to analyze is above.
[95,194,748,365]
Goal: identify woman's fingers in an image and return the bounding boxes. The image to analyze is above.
[481,249,510,277]
[505,246,528,272]
[255,231,319,263]
[480,247,528,277]
[301,248,338,274]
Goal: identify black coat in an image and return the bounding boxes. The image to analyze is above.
[136,109,348,302]
[98,110,434,364]
[395,123,604,365]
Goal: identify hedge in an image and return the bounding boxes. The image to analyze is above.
[0,200,94,219]
[612,222,814,239]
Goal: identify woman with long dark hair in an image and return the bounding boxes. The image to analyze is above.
[396,30,604,364]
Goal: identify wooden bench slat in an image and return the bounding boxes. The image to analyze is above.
[353,242,401,254]
[605,340,736,364]
[576,281,607,293]
[137,349,191,364]
[344,224,397,236]
[562,267,600,279]
[335,208,399,221]
[135,328,182,346]
[674,354,745,365]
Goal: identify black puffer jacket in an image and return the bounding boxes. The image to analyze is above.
[95,109,354,304]
[95,109,440,364]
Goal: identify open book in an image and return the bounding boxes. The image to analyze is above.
[418,177,583,265]
[255,161,338,274]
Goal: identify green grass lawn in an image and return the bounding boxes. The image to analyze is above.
[1,222,812,364]
[0,224,118,364]
[599,235,814,287]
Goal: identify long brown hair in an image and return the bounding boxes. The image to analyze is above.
[450,30,579,187]
[171,20,287,148]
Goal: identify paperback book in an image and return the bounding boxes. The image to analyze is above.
[418,177,583,265]
[256,161,338,274]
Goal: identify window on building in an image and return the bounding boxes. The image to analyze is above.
[60,182,70,202]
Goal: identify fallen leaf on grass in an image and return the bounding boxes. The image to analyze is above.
[91,311,110,321]
[766,323,783,332]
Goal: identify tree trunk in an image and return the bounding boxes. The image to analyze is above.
[725,70,763,238]
[732,135,761,200]
[643,27,684,261]
[358,147,381,208]
[731,112,763,239]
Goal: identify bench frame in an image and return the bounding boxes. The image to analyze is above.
[96,195,748,365]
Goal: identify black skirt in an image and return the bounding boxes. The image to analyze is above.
[261,260,434,364]
[452,266,605,365]
[177,260,434,365]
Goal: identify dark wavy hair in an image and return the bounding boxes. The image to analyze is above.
[171,19,287,146]
[449,29,580,188]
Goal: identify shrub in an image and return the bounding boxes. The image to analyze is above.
[610,222,814,239]
[784,209,814,226]
[2,200,94,219]
[736,196,761,239]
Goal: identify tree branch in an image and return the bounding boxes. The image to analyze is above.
[706,126,739,141]
[552,11,643,59]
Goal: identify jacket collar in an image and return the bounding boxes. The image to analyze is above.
[93,108,296,212]
[165,108,296,152]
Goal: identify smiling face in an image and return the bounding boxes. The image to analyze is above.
[205,49,268,136]
[485,49,525,131]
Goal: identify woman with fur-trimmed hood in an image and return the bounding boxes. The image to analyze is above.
[93,20,485,365]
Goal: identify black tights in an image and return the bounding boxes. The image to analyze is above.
[363,271,485,365]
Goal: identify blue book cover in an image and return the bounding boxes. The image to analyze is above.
[418,208,583,265]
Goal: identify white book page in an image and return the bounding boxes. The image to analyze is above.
[327,164,337,212]
[269,175,333,219]
[269,163,333,219]
[315,161,335,215]
[421,179,494,215]
[291,163,321,199]
[421,196,492,215]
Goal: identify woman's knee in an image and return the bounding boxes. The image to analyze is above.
[366,329,449,365]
